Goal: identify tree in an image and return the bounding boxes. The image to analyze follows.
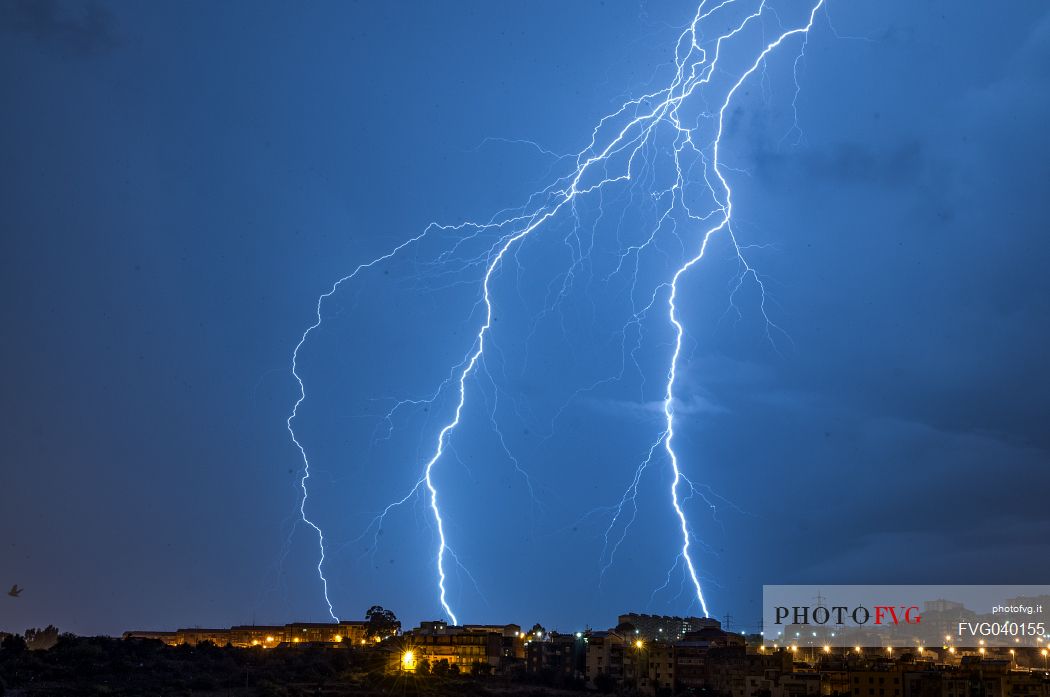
[0,634,27,654]
[364,606,401,640]
[24,625,59,651]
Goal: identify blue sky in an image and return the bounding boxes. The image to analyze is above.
[1,0,1048,636]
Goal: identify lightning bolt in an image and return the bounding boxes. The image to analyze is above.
[287,0,825,623]
[287,232,430,620]
[660,0,825,617]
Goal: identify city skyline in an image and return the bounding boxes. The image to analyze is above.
[2,0,1049,638]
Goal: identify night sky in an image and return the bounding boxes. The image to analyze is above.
[2,1,1048,637]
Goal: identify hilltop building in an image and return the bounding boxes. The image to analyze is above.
[124,620,370,648]
[618,612,722,641]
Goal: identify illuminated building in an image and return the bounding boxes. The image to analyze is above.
[230,626,285,647]
[395,622,517,672]
[585,630,627,686]
[618,613,722,641]
[525,632,585,681]
[122,620,369,648]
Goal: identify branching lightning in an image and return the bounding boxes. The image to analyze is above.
[287,0,825,623]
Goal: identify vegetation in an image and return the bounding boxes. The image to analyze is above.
[364,606,401,641]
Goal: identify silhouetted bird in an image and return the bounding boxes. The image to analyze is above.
[8,584,22,597]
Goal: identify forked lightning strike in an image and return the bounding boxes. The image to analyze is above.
[287,0,825,623]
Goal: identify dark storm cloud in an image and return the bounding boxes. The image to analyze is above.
[0,0,119,56]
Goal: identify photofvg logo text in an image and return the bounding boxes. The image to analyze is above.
[774,604,922,626]
[763,585,1050,647]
